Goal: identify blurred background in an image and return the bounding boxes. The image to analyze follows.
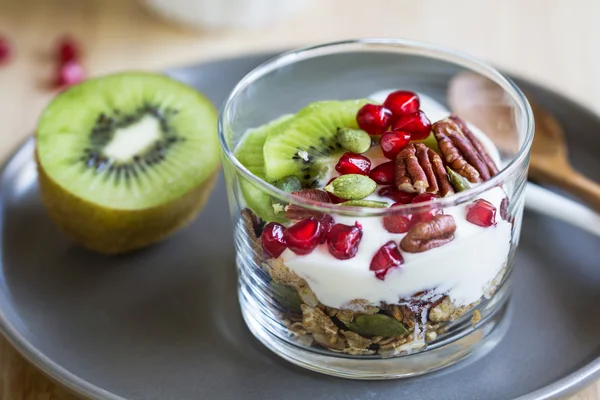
[0,0,598,398]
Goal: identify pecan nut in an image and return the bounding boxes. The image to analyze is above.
[400,214,457,253]
[433,116,499,183]
[395,143,455,196]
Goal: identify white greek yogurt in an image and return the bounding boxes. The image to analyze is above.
[280,91,512,309]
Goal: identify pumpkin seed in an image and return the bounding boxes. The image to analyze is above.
[270,281,302,312]
[337,127,372,154]
[324,174,376,200]
[446,167,471,192]
[340,200,388,208]
[273,175,302,193]
[348,314,408,337]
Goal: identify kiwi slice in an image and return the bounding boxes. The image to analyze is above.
[234,115,293,222]
[263,100,369,186]
[36,72,220,255]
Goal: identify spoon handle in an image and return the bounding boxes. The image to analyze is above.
[525,182,600,236]
[555,168,600,212]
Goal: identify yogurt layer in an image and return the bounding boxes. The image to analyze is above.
[281,91,511,309]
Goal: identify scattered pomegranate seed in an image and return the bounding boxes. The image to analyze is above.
[370,241,403,280]
[369,161,395,184]
[326,222,363,260]
[57,36,80,64]
[318,214,335,244]
[383,212,411,233]
[284,217,322,255]
[261,222,287,258]
[378,186,415,204]
[356,104,392,136]
[380,130,411,159]
[466,199,497,227]
[56,60,85,87]
[335,152,371,175]
[383,90,420,116]
[500,197,509,221]
[325,178,345,204]
[392,111,432,141]
[0,36,12,64]
[410,193,442,226]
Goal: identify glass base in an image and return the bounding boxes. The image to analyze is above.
[239,273,511,380]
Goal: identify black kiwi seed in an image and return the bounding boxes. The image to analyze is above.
[303,174,311,180]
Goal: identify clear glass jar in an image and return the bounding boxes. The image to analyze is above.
[218,39,533,379]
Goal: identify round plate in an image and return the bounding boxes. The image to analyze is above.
[1,53,599,400]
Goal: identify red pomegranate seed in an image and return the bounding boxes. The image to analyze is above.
[412,193,439,204]
[380,130,411,159]
[392,111,432,141]
[383,90,420,116]
[326,222,363,260]
[56,60,85,87]
[370,241,403,280]
[318,214,335,244]
[356,104,392,136]
[335,152,371,175]
[383,212,411,233]
[378,186,415,204]
[369,161,395,184]
[410,193,442,226]
[325,178,345,204]
[57,36,80,64]
[466,199,497,227]
[284,217,322,255]
[261,222,287,258]
[0,36,12,64]
[500,197,509,221]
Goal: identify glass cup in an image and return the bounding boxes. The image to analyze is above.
[218,39,534,379]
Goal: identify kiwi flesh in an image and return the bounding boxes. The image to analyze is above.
[36,72,220,254]
[263,100,369,186]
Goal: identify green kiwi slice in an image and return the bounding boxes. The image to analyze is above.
[263,100,369,186]
[234,115,293,222]
[36,72,220,254]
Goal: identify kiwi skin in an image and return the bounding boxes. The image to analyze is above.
[37,153,219,255]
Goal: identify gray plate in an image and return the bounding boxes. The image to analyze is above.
[0,53,599,400]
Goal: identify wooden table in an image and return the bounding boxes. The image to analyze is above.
[0,0,598,398]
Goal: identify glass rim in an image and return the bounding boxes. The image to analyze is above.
[218,38,534,216]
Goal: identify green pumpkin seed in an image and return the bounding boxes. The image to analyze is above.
[337,127,372,154]
[324,174,376,200]
[340,200,388,208]
[270,281,302,312]
[348,314,408,337]
[446,167,471,192]
[273,175,303,193]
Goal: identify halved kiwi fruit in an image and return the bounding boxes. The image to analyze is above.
[36,72,220,255]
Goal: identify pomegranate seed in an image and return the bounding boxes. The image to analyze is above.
[284,217,322,255]
[261,222,287,258]
[326,222,362,260]
[286,189,331,219]
[335,152,371,175]
[318,214,335,244]
[378,186,415,204]
[392,111,432,141]
[0,36,11,64]
[466,199,497,227]
[57,36,80,64]
[325,178,345,204]
[370,241,403,280]
[56,60,85,87]
[412,193,439,204]
[383,213,411,233]
[410,193,442,226]
[500,197,509,221]
[369,161,395,184]
[356,104,392,136]
[383,90,420,116]
[380,130,411,159]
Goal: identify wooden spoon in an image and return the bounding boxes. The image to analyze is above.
[448,72,600,212]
